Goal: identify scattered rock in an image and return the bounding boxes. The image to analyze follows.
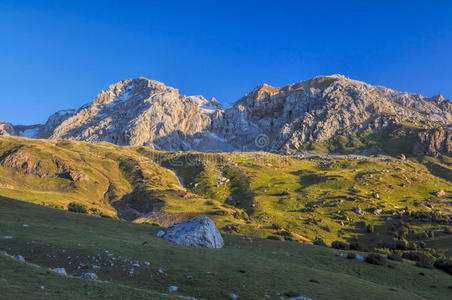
[169,286,178,292]
[23,224,29,227]
[144,261,150,265]
[80,273,98,280]
[355,255,365,262]
[156,231,165,238]
[132,263,140,267]
[372,208,383,215]
[2,236,13,239]
[15,255,25,262]
[431,190,446,197]
[229,293,238,300]
[50,268,67,275]
[164,216,224,248]
[353,207,365,216]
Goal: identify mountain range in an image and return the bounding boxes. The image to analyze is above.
[1,75,451,156]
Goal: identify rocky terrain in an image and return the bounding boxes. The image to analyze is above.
[413,126,452,157]
[2,75,451,155]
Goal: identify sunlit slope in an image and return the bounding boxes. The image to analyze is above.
[0,136,451,256]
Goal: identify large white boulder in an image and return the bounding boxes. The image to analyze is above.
[164,216,224,248]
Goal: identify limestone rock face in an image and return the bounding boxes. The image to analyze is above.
[0,122,17,136]
[1,75,451,154]
[413,127,452,157]
[213,75,451,153]
[48,78,225,151]
[164,216,224,248]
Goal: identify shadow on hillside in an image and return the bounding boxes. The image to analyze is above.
[290,170,343,191]
[423,161,452,183]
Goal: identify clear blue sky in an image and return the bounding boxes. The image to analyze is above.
[1,0,451,125]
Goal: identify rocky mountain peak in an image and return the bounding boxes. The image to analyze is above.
[1,75,451,155]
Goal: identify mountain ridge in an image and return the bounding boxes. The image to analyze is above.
[2,75,451,155]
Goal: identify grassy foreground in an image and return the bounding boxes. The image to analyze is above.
[1,196,452,299]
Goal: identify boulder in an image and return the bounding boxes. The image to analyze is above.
[431,190,446,197]
[164,216,224,248]
[353,207,365,215]
[50,267,67,275]
[80,272,98,280]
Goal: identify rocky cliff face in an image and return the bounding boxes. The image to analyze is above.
[2,75,451,154]
[413,126,452,157]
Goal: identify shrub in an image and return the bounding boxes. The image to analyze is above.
[375,248,391,255]
[434,259,452,275]
[347,253,357,259]
[313,238,327,247]
[416,260,434,269]
[349,242,362,251]
[331,240,349,250]
[387,254,403,262]
[144,221,161,227]
[365,253,387,266]
[366,224,374,233]
[402,251,435,263]
[67,202,88,214]
[89,207,102,216]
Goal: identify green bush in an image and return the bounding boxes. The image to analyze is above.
[387,254,403,262]
[67,202,88,214]
[331,240,349,250]
[402,251,435,263]
[443,226,452,234]
[416,260,434,269]
[349,242,362,251]
[313,238,327,247]
[365,253,387,266]
[434,259,452,275]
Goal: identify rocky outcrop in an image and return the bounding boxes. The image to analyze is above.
[1,75,451,154]
[413,127,452,157]
[0,146,87,181]
[0,122,17,136]
[163,216,224,248]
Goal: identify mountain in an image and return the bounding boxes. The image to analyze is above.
[2,75,451,155]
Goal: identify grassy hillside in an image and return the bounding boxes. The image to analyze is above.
[0,136,451,261]
[1,197,452,299]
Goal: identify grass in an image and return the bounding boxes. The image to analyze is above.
[1,196,452,299]
[0,136,451,258]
